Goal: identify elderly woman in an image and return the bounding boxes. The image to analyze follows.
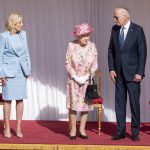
[0,12,31,138]
[65,23,98,139]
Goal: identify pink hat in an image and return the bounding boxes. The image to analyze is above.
[72,23,94,36]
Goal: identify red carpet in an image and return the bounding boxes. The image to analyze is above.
[0,121,149,146]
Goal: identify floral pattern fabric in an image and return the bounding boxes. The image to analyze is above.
[65,41,98,111]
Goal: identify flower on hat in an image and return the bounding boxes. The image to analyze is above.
[72,23,94,36]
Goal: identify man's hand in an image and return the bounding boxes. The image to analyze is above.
[109,71,117,83]
[134,74,142,82]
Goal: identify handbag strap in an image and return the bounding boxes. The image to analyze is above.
[89,72,94,85]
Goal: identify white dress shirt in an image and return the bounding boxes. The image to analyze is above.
[120,20,131,41]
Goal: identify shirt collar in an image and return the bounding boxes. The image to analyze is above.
[122,20,131,30]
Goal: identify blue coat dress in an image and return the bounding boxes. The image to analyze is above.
[0,31,31,100]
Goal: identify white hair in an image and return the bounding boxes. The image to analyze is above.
[115,6,130,18]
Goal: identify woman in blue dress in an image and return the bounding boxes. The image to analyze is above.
[0,12,31,138]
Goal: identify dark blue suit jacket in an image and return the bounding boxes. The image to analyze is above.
[108,22,147,81]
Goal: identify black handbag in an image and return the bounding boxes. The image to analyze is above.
[85,77,99,103]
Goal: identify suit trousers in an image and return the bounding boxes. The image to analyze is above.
[115,67,140,137]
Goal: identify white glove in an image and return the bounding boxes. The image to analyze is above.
[72,75,89,85]
[80,76,89,84]
[82,75,89,81]
[72,75,82,85]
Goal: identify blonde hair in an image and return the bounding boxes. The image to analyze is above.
[5,12,23,31]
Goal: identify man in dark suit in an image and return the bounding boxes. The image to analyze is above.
[108,6,147,141]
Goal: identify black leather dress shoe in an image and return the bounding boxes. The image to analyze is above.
[111,134,126,140]
[79,133,88,139]
[132,135,140,141]
[69,135,76,140]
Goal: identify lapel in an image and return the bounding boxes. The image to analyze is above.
[123,22,134,49]
[8,32,25,56]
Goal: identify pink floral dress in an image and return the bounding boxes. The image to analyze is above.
[65,41,98,111]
